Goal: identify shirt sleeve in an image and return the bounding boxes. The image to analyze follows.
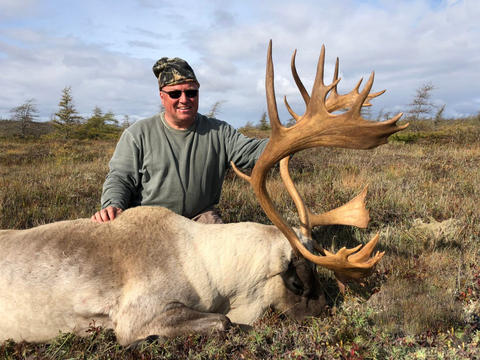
[100,130,142,210]
[223,124,269,169]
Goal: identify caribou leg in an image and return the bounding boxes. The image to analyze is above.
[114,302,232,346]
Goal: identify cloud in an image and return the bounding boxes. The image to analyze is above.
[62,54,102,68]
[187,0,480,124]
[134,0,167,9]
[128,40,158,49]
[0,0,39,20]
[0,0,479,127]
[0,30,157,122]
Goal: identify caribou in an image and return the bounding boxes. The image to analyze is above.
[0,41,407,346]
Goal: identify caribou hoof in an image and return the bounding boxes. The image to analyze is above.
[127,335,166,350]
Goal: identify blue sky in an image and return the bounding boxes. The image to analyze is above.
[0,0,478,128]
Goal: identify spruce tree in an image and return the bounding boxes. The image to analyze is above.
[52,86,82,139]
[80,106,119,139]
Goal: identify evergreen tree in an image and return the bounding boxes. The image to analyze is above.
[257,110,270,131]
[434,104,446,126]
[79,106,120,139]
[52,86,83,139]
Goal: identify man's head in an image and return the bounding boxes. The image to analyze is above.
[153,57,200,129]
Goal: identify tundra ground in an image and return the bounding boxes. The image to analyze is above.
[1,123,479,359]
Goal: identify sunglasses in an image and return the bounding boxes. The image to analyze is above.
[161,89,199,99]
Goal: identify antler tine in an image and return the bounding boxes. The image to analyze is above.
[291,49,310,107]
[232,41,407,280]
[281,157,371,231]
[279,157,371,237]
[311,186,371,228]
[325,56,387,113]
[286,47,385,122]
[279,156,311,238]
[285,95,301,122]
[350,71,375,114]
[327,57,341,104]
[285,48,313,122]
[265,40,284,140]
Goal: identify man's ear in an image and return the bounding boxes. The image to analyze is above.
[159,91,165,105]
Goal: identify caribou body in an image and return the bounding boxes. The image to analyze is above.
[0,41,407,346]
[0,207,325,345]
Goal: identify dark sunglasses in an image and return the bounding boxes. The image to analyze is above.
[161,89,199,99]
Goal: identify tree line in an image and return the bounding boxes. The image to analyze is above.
[4,83,478,139]
[4,87,228,140]
[6,87,129,139]
[242,81,470,132]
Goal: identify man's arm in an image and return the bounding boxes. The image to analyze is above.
[224,125,269,169]
[92,130,142,222]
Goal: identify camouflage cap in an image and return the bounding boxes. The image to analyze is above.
[152,57,199,89]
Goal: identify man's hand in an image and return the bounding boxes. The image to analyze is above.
[91,206,123,223]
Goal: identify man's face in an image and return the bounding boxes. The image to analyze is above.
[160,82,199,129]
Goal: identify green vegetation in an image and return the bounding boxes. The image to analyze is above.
[390,117,480,145]
[76,106,120,140]
[0,121,479,358]
[0,120,54,138]
[51,86,83,139]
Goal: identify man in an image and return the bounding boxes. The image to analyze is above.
[91,57,268,224]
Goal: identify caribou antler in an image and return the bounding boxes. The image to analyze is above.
[285,50,386,121]
[232,41,408,280]
[280,155,375,291]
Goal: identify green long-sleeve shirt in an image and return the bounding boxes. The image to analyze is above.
[101,112,269,218]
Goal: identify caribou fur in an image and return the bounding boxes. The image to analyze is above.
[0,206,325,346]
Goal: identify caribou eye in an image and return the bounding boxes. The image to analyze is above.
[291,279,304,295]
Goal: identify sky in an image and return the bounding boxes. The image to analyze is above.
[0,0,478,129]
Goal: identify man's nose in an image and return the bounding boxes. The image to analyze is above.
[179,92,190,102]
